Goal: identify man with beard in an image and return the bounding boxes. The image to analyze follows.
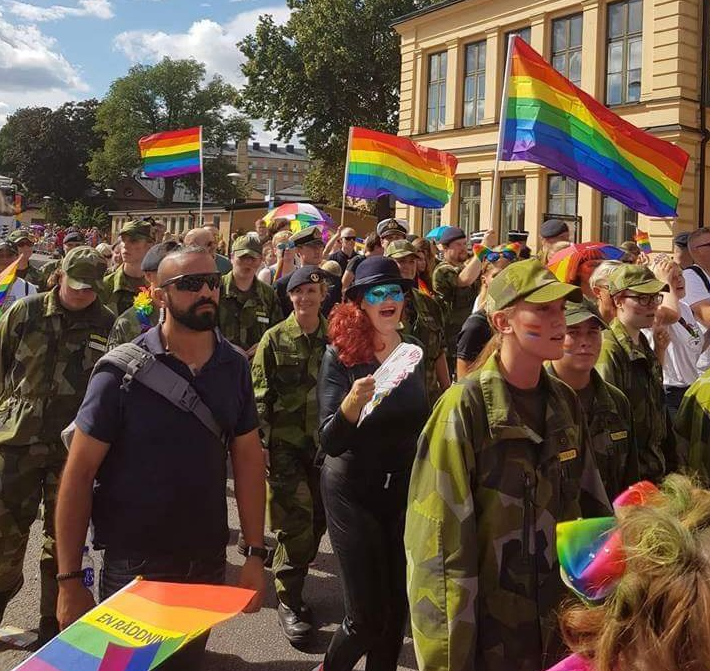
[55,246,266,670]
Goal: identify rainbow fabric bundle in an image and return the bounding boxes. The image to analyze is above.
[501,37,688,217]
[13,579,254,671]
[345,127,457,208]
[138,128,202,178]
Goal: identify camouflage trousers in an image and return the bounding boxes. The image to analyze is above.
[267,443,326,610]
[0,442,65,621]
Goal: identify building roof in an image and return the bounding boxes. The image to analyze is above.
[248,142,309,161]
[392,0,466,27]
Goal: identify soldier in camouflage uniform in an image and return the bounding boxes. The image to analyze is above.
[432,227,483,376]
[8,229,43,288]
[37,230,87,292]
[0,247,113,642]
[385,239,450,404]
[219,235,282,358]
[107,241,179,349]
[546,300,639,500]
[101,220,154,315]
[251,266,328,645]
[594,264,678,483]
[674,368,710,482]
[405,259,611,671]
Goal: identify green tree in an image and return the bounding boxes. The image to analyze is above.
[239,0,435,205]
[89,57,251,206]
[0,100,102,201]
[66,201,109,231]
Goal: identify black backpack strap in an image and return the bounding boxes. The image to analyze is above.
[96,343,224,442]
[688,265,710,294]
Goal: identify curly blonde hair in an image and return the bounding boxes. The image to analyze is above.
[559,474,710,671]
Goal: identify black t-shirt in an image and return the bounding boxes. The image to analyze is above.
[456,310,493,362]
[345,254,366,274]
[329,250,360,274]
[75,326,259,556]
[506,379,546,438]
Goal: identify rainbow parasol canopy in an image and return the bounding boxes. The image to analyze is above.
[263,203,334,234]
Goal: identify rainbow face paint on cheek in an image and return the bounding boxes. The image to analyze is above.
[521,322,542,338]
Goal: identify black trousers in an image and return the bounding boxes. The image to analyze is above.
[664,385,689,424]
[320,462,410,671]
[100,549,226,671]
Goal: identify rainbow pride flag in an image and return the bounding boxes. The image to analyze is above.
[501,37,688,217]
[345,127,457,208]
[0,258,20,310]
[634,229,652,254]
[138,127,202,178]
[13,580,254,671]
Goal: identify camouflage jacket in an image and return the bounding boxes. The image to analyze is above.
[595,318,675,482]
[101,266,146,316]
[107,303,160,349]
[251,312,328,449]
[405,353,610,671]
[38,259,61,291]
[219,272,283,351]
[0,288,114,445]
[401,289,446,404]
[674,369,710,482]
[432,262,478,346]
[16,263,43,289]
[547,365,639,500]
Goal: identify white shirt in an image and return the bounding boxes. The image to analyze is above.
[682,265,710,307]
[0,278,37,315]
[643,300,706,387]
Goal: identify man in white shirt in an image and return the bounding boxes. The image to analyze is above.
[0,240,37,316]
[682,228,710,328]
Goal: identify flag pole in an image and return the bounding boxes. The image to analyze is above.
[198,125,204,227]
[490,35,515,238]
[340,127,354,227]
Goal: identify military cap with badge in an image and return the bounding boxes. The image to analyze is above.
[376,218,409,239]
[287,265,326,292]
[290,226,324,247]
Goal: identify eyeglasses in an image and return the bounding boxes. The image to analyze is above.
[623,293,663,307]
[485,251,517,263]
[277,241,296,251]
[160,272,221,292]
[691,242,710,251]
[363,284,404,304]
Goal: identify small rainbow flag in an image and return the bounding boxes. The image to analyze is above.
[138,127,202,178]
[501,37,689,217]
[634,229,652,254]
[345,127,458,208]
[0,258,20,310]
[13,579,254,671]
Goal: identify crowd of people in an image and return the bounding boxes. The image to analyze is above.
[1,212,710,671]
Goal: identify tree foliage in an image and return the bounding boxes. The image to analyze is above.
[67,201,110,231]
[239,0,435,204]
[89,57,251,205]
[0,100,102,201]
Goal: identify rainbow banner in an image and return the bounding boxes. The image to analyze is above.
[138,127,202,178]
[0,258,20,311]
[634,229,652,254]
[13,580,254,671]
[501,37,689,217]
[345,127,457,208]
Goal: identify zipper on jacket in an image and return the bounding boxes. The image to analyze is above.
[522,471,533,566]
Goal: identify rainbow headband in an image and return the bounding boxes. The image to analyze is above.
[473,243,521,263]
[556,480,659,602]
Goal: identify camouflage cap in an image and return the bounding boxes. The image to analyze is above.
[290,226,324,247]
[61,246,107,293]
[565,299,608,328]
[607,264,668,296]
[7,229,32,244]
[231,235,263,258]
[384,239,417,259]
[0,240,18,254]
[119,219,154,241]
[487,258,583,311]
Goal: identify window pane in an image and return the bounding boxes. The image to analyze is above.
[476,99,485,124]
[569,51,582,86]
[478,43,486,69]
[429,54,438,80]
[520,28,531,44]
[607,73,622,105]
[478,73,485,97]
[608,42,623,73]
[628,38,642,70]
[552,54,566,74]
[440,51,447,76]
[463,101,473,127]
[628,0,642,33]
[553,20,567,51]
[570,15,583,47]
[627,69,641,102]
[549,175,562,196]
[466,46,475,73]
[608,3,624,38]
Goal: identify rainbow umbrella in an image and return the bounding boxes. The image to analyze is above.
[547,242,624,283]
[263,203,333,234]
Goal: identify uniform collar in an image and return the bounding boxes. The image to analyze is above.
[106,265,145,293]
[44,286,103,319]
[283,311,328,340]
[609,318,652,362]
[222,271,257,298]
[545,364,617,415]
[143,324,232,364]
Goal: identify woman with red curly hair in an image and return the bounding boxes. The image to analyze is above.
[313,256,429,671]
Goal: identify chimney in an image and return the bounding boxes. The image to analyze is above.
[286,144,294,153]
[252,141,260,150]
[269,143,278,152]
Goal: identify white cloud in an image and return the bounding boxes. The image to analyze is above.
[113,5,290,88]
[0,10,89,125]
[6,0,113,21]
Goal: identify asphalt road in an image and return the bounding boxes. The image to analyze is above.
[0,479,418,671]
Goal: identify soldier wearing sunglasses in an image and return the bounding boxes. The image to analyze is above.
[595,264,680,483]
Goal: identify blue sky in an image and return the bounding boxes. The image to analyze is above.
[0,0,290,140]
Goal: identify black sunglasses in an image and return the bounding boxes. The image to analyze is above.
[342,236,356,241]
[160,272,221,292]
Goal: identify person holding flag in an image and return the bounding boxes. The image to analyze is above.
[0,240,37,316]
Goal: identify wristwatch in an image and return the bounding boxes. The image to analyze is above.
[242,545,268,560]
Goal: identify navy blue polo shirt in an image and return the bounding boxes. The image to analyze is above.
[75,326,259,556]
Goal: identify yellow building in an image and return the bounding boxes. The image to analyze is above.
[393,0,710,251]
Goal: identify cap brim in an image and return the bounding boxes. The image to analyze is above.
[524,281,583,305]
[233,249,262,258]
[626,279,668,294]
[385,251,417,259]
[66,276,101,292]
[565,310,608,328]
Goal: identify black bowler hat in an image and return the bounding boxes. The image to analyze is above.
[287,265,326,292]
[344,256,413,300]
[540,219,569,239]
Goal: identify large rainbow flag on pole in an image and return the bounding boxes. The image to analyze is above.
[344,127,457,208]
[138,127,202,179]
[12,580,254,671]
[500,37,689,217]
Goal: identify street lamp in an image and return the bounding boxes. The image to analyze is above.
[104,188,115,198]
[227,173,242,237]
[42,195,51,224]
